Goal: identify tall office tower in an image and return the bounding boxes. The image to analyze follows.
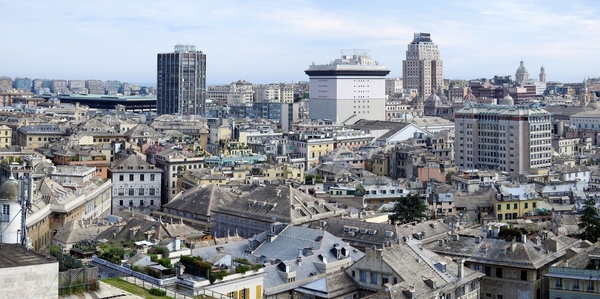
[157,44,207,115]
[515,60,529,83]
[305,50,390,124]
[454,103,552,176]
[402,33,444,100]
[539,65,546,83]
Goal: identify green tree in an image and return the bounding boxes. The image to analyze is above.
[579,198,600,241]
[388,193,428,224]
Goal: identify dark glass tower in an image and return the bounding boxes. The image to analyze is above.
[157,44,206,115]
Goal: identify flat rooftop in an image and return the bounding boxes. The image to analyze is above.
[0,244,57,268]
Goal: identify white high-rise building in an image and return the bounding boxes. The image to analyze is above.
[402,33,444,99]
[305,50,390,124]
[454,103,552,176]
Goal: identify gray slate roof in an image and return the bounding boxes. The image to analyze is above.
[163,184,238,218]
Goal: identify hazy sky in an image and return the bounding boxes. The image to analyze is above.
[2,0,599,86]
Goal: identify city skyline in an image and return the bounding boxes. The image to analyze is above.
[2,0,599,86]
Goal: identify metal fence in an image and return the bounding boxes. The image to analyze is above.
[58,267,99,295]
[123,276,232,299]
[92,256,177,286]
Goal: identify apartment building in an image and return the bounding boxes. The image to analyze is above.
[455,103,552,176]
[109,154,162,214]
[154,147,205,203]
[16,124,67,148]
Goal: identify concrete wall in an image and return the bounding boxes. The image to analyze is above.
[0,262,59,299]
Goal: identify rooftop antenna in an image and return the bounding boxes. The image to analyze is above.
[19,176,33,250]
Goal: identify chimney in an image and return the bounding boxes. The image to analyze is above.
[425,277,437,289]
[521,235,527,243]
[402,286,417,299]
[457,258,465,279]
[511,240,518,252]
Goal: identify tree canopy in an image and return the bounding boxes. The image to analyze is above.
[388,193,428,224]
[579,197,600,241]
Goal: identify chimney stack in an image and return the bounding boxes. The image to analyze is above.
[457,258,465,279]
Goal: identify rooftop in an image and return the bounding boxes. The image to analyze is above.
[0,243,57,268]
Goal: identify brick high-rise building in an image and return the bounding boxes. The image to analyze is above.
[454,103,552,176]
[157,44,207,115]
[402,32,444,100]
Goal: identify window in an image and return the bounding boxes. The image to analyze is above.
[119,175,124,181]
[129,188,134,196]
[521,270,527,281]
[382,275,389,285]
[149,188,155,196]
[524,202,528,209]
[533,202,537,208]
[506,204,510,210]
[484,266,491,276]
[573,279,579,291]
[150,174,155,181]
[514,203,518,209]
[139,188,144,195]
[140,174,145,181]
[1,204,9,221]
[496,267,503,278]
[485,293,491,298]
[554,277,563,289]
[588,280,594,292]
[119,200,123,206]
[359,271,366,282]
[129,174,134,181]
[118,188,124,196]
[497,296,503,299]
[497,204,501,211]
[150,200,154,206]
[371,272,377,285]
[498,214,503,221]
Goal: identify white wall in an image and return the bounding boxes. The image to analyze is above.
[0,262,59,299]
[309,76,386,123]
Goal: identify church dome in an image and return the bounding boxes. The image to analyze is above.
[410,96,423,106]
[516,60,529,75]
[424,93,442,108]
[499,94,515,105]
[588,93,600,110]
[0,177,20,201]
[463,92,476,102]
